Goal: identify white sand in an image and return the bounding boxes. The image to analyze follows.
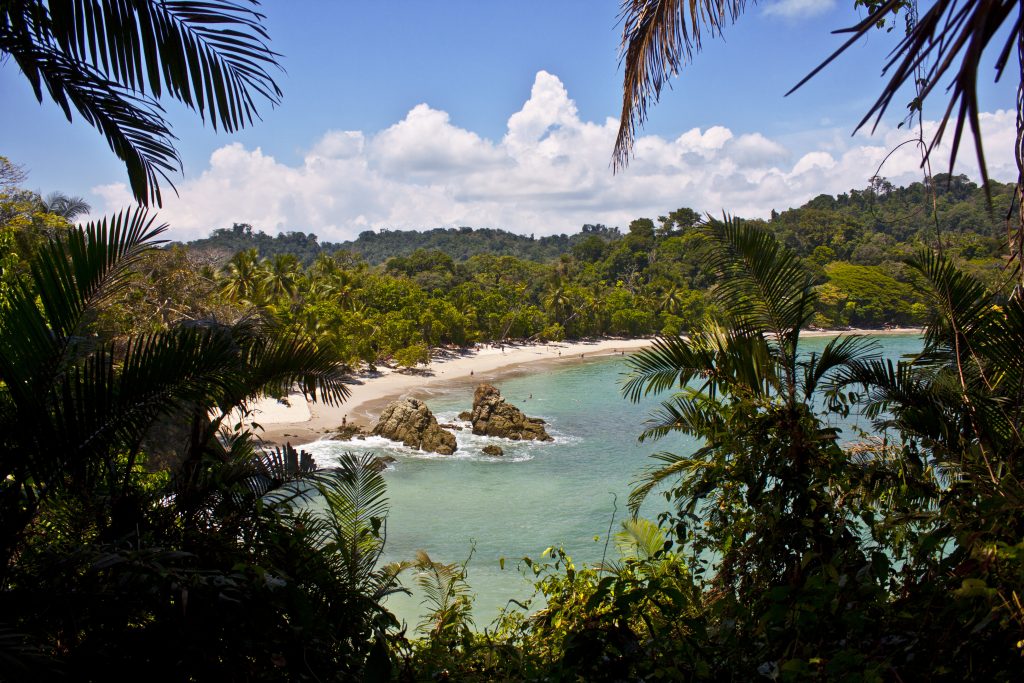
[253,328,923,446]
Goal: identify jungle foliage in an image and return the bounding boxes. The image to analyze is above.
[392,218,1024,682]
[2,169,1024,679]
[158,173,1014,371]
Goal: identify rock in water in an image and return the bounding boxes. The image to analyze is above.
[481,444,504,457]
[368,455,397,473]
[372,398,457,454]
[470,384,553,441]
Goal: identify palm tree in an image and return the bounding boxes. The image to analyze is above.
[543,278,572,326]
[842,248,1024,561]
[40,191,90,221]
[261,252,301,301]
[831,249,1024,672]
[277,453,409,642]
[0,210,399,677]
[656,283,684,315]
[622,217,878,596]
[220,248,262,302]
[1,1,282,205]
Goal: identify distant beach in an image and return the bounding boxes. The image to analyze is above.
[252,328,923,446]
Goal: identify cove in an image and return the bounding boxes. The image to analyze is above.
[302,333,924,626]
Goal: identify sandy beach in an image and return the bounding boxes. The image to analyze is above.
[252,328,922,446]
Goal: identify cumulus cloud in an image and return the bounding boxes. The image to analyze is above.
[764,0,837,19]
[92,70,1017,242]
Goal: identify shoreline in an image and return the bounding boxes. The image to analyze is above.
[252,328,923,446]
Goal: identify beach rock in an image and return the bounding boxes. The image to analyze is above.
[367,455,397,473]
[329,424,368,441]
[458,411,472,421]
[481,445,504,457]
[372,398,457,454]
[439,422,464,431]
[469,384,553,442]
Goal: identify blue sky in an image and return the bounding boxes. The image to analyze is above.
[1,1,1016,240]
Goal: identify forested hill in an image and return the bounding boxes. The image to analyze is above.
[185,222,622,265]
[764,174,1014,263]
[184,174,1013,267]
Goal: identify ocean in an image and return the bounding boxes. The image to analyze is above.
[301,333,924,628]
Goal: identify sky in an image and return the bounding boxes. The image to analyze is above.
[0,0,1017,242]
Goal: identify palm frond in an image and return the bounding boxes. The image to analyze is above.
[629,448,713,515]
[614,517,667,561]
[219,443,320,508]
[42,192,90,220]
[638,389,725,442]
[46,1,282,130]
[614,0,747,169]
[788,0,1020,193]
[315,453,390,589]
[623,323,776,404]
[2,36,181,205]
[2,0,282,204]
[412,549,475,638]
[236,328,354,409]
[0,209,165,402]
[0,213,176,489]
[39,326,242,483]
[622,333,716,401]
[801,333,880,399]
[703,217,816,355]
[909,248,995,352]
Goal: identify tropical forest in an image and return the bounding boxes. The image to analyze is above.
[1,1,1023,681]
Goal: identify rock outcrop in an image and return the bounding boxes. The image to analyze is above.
[372,398,457,454]
[481,445,504,457]
[329,424,369,441]
[368,455,397,473]
[470,384,553,442]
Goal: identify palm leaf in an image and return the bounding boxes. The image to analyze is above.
[623,323,775,404]
[614,517,667,561]
[629,448,713,515]
[0,209,164,410]
[2,0,282,204]
[236,328,354,408]
[800,333,880,399]
[412,549,475,638]
[703,217,815,359]
[622,333,717,401]
[2,36,182,205]
[316,453,390,590]
[638,389,725,442]
[614,0,747,169]
[788,0,1020,194]
[909,249,995,351]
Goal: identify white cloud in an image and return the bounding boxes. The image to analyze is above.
[92,71,1017,242]
[764,0,837,19]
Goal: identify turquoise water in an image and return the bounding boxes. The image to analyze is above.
[302,333,923,628]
